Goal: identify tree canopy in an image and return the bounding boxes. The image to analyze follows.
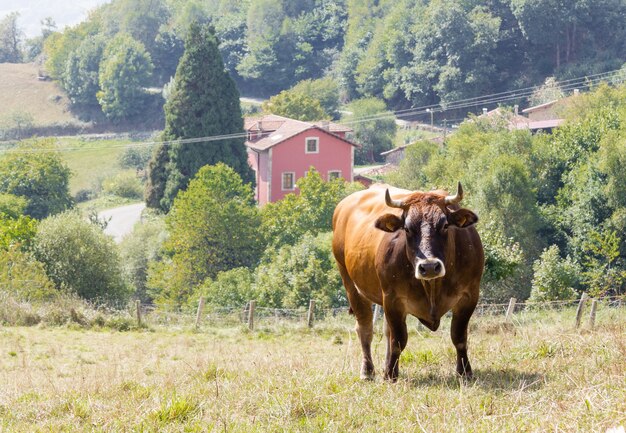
[0,140,73,220]
[148,163,262,307]
[261,90,328,121]
[22,0,625,119]
[342,97,396,165]
[146,21,253,212]
[385,83,626,300]
[96,33,154,121]
[33,211,129,303]
[0,12,22,62]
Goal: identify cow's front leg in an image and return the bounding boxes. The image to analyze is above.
[337,263,375,379]
[451,296,478,378]
[383,308,408,382]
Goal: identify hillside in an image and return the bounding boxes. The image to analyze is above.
[0,62,80,126]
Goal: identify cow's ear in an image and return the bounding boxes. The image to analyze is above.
[448,208,478,228]
[375,214,404,232]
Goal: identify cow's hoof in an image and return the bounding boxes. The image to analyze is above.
[383,372,399,382]
[360,365,375,381]
[457,369,473,381]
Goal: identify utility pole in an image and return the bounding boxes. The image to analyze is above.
[426,108,434,130]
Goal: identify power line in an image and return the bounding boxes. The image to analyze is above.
[2,68,624,154]
[347,68,624,123]
[347,69,625,125]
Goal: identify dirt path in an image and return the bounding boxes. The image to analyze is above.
[98,202,145,243]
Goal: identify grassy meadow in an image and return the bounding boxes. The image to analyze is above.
[0,63,76,126]
[0,305,624,432]
[59,138,131,196]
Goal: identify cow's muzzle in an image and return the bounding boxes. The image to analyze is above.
[416,258,445,280]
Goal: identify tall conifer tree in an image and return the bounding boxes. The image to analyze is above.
[146,21,253,212]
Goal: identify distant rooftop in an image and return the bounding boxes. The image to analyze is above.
[244,114,356,151]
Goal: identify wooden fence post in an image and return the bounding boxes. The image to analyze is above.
[135,300,142,327]
[373,304,382,324]
[588,298,598,329]
[505,297,517,322]
[195,296,205,329]
[248,300,256,331]
[575,293,588,328]
[307,300,315,328]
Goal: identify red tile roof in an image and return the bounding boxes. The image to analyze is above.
[521,100,559,114]
[523,119,565,130]
[244,114,358,151]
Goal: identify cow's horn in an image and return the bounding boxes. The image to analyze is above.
[444,182,464,205]
[385,189,405,209]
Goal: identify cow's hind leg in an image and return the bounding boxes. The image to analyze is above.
[451,295,478,378]
[337,263,375,380]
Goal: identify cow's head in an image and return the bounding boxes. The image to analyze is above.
[374,182,478,280]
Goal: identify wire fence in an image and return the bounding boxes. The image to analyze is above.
[1,281,623,331]
[130,295,624,331]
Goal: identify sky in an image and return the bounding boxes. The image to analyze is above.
[0,0,110,38]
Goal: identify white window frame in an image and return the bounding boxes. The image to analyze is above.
[281,172,296,191]
[305,137,319,154]
[328,170,342,180]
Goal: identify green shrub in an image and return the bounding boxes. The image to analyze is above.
[0,246,57,301]
[0,213,38,251]
[0,193,28,219]
[119,215,167,303]
[119,145,154,170]
[255,232,345,309]
[0,139,73,219]
[102,171,144,199]
[196,267,255,308]
[529,245,580,302]
[480,224,527,302]
[33,211,130,303]
[74,189,95,203]
[0,110,35,140]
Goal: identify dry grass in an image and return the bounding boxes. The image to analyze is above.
[0,307,624,432]
[0,63,77,126]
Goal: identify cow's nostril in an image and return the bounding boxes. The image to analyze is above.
[434,262,441,273]
[418,264,426,274]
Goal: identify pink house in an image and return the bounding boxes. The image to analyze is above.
[245,114,358,206]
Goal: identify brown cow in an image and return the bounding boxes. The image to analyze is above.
[332,182,484,381]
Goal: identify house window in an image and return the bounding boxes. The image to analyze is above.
[328,170,342,180]
[305,137,319,154]
[282,172,295,191]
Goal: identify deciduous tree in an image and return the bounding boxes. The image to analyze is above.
[0,140,72,219]
[97,34,154,121]
[0,12,22,63]
[262,90,328,121]
[342,97,395,164]
[148,163,262,307]
[33,211,129,303]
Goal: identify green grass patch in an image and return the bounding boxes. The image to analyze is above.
[53,137,134,196]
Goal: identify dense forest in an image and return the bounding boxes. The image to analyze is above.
[1,0,626,311]
[2,0,625,121]
[2,84,625,310]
